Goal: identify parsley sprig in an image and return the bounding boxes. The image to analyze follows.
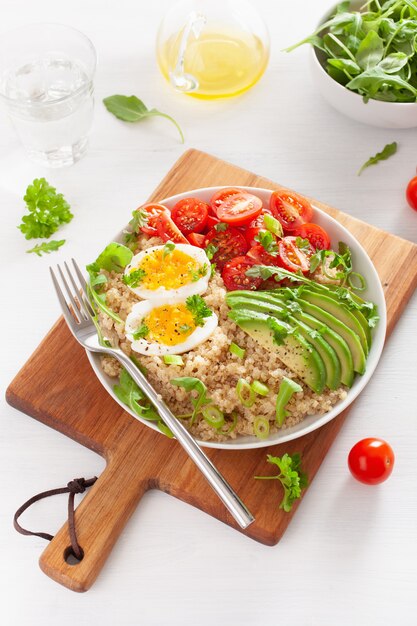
[19,178,73,240]
[123,268,146,288]
[255,453,308,512]
[185,295,213,326]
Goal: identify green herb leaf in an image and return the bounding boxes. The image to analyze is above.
[114,368,159,422]
[171,376,212,424]
[132,324,149,340]
[129,208,148,232]
[87,242,133,275]
[123,268,146,288]
[26,239,65,256]
[205,243,218,260]
[103,95,184,143]
[191,263,209,282]
[358,142,398,175]
[19,178,73,240]
[254,453,308,513]
[214,222,228,232]
[254,230,279,256]
[163,241,176,259]
[179,323,192,333]
[185,295,213,326]
[356,30,384,70]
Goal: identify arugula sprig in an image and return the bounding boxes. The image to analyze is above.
[19,178,73,240]
[132,324,149,340]
[171,376,212,424]
[123,267,146,288]
[255,453,308,512]
[254,230,279,255]
[185,295,213,326]
[26,239,65,256]
[358,142,398,175]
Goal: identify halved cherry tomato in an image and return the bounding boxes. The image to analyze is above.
[155,213,188,244]
[247,244,281,266]
[348,438,395,485]
[221,256,263,291]
[216,192,263,226]
[187,232,206,247]
[270,191,313,232]
[245,211,271,247]
[210,188,243,212]
[206,214,220,229]
[205,227,248,269]
[137,203,170,236]
[171,197,209,234]
[278,236,311,273]
[406,175,417,212]
[295,223,331,250]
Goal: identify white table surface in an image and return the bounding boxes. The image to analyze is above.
[1,1,416,624]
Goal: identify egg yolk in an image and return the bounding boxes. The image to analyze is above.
[137,249,203,290]
[142,303,196,346]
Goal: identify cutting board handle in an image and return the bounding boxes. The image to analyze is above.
[39,454,148,592]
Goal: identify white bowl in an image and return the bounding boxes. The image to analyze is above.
[87,186,387,450]
[309,5,417,128]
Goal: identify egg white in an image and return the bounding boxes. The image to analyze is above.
[124,244,211,302]
[125,299,218,356]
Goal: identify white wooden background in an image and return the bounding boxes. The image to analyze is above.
[1,1,416,624]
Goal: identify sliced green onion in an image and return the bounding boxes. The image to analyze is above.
[202,405,225,429]
[163,355,184,366]
[251,380,270,396]
[253,416,270,440]
[348,271,366,292]
[275,377,303,427]
[229,342,246,359]
[264,213,284,237]
[236,378,256,408]
[158,421,174,438]
[221,411,238,435]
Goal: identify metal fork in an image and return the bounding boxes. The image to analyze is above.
[50,259,254,529]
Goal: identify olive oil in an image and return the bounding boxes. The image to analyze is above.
[157,28,269,99]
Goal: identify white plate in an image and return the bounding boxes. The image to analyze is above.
[87,186,387,450]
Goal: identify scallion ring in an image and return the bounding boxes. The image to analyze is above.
[202,406,225,429]
[229,342,246,359]
[163,355,184,366]
[251,380,269,397]
[253,416,270,440]
[347,271,366,292]
[236,378,256,408]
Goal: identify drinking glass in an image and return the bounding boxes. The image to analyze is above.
[0,24,96,167]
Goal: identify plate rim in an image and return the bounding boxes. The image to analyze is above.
[87,185,387,450]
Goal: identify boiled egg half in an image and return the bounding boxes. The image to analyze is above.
[125,298,218,355]
[123,244,211,302]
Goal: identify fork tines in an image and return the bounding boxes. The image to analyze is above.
[50,259,95,327]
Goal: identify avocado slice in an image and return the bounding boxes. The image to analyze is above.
[226,292,341,390]
[229,308,326,394]
[295,289,369,355]
[318,285,373,348]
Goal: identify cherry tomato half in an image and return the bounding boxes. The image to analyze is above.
[155,213,188,244]
[406,176,417,212]
[211,188,243,212]
[171,197,209,234]
[205,227,248,270]
[137,203,170,236]
[270,191,313,232]
[247,244,281,266]
[295,223,331,250]
[348,438,395,485]
[187,232,206,247]
[278,236,311,273]
[215,192,263,226]
[221,256,263,291]
[245,211,271,248]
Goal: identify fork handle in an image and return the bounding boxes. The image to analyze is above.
[111,348,254,530]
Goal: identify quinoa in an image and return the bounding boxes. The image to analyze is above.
[98,234,347,442]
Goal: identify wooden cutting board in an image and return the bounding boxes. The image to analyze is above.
[6,149,417,593]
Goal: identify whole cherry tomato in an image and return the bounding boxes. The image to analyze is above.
[406,175,417,212]
[348,438,395,485]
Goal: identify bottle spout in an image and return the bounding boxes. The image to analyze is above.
[169,11,206,93]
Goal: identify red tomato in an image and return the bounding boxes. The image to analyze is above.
[171,197,209,234]
[245,211,271,247]
[270,191,313,232]
[247,244,281,266]
[278,236,311,273]
[210,188,243,212]
[155,213,188,244]
[187,232,205,247]
[206,214,220,229]
[205,227,248,269]
[295,223,331,250]
[348,438,395,485]
[216,192,263,226]
[137,203,170,236]
[221,256,263,291]
[406,176,417,211]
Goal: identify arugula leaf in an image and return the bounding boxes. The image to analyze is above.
[26,239,65,256]
[214,222,228,232]
[185,295,213,326]
[103,95,184,143]
[163,241,175,259]
[255,453,308,512]
[205,243,218,260]
[171,376,212,424]
[129,208,148,232]
[87,242,133,275]
[19,178,73,240]
[132,324,149,340]
[191,263,209,282]
[123,268,146,288]
[254,230,279,255]
[358,142,398,175]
